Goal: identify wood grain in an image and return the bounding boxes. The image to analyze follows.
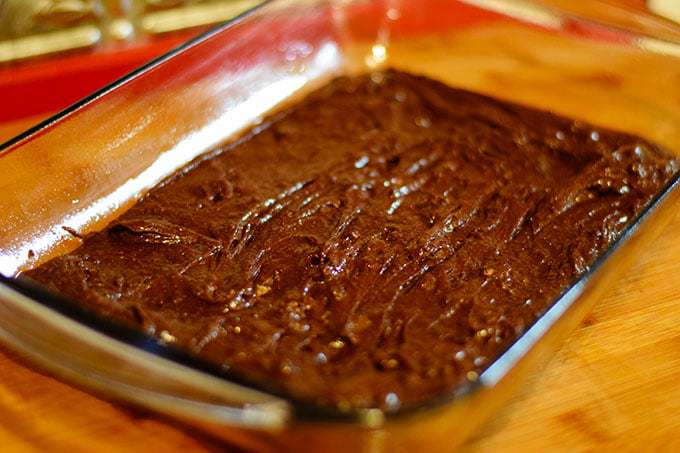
[2,16,680,453]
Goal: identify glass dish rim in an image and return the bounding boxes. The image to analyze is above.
[1,0,679,424]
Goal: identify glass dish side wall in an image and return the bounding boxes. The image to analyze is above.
[0,0,346,277]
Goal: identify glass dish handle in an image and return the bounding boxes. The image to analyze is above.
[0,281,290,430]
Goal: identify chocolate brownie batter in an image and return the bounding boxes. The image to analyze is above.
[26,70,677,411]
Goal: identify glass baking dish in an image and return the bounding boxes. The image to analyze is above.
[1,0,679,450]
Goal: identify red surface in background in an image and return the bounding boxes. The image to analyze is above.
[0,1,500,124]
[0,0,628,127]
[0,33,199,123]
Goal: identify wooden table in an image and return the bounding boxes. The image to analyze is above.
[2,9,680,452]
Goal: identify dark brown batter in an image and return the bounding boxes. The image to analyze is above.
[26,70,678,411]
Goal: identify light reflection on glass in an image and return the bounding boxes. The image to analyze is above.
[0,42,341,276]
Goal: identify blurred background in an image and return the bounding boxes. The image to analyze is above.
[0,0,678,143]
[0,0,260,142]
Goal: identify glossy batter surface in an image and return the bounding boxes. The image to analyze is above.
[26,70,677,410]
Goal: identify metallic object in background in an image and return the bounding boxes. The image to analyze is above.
[134,0,263,35]
[0,0,102,38]
[0,0,262,63]
[0,0,104,63]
